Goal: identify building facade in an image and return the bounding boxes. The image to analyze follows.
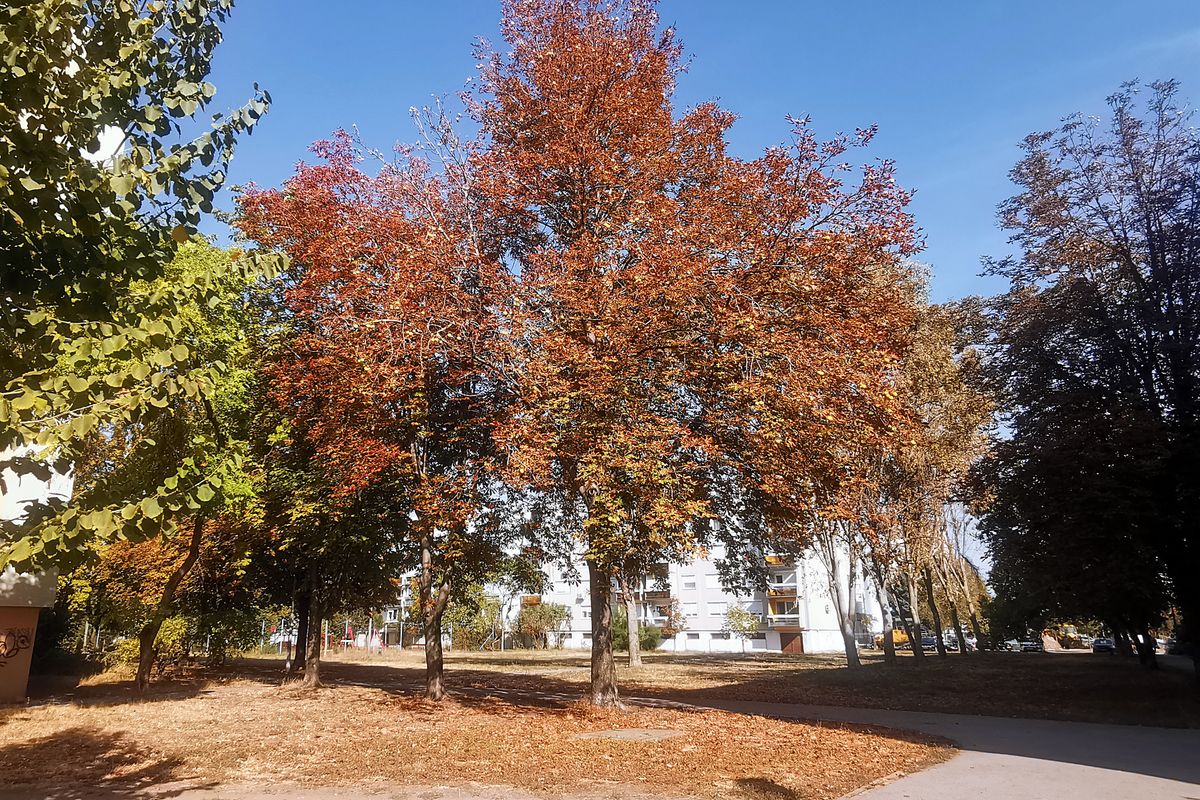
[526,544,882,654]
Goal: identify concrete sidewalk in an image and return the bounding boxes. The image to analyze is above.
[686,699,1200,799]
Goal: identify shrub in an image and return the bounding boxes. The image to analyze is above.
[516,602,570,648]
[613,605,662,652]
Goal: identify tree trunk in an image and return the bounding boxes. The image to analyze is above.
[840,549,861,668]
[968,611,985,651]
[896,608,921,661]
[587,559,620,707]
[948,600,969,655]
[289,583,311,676]
[418,532,453,701]
[1112,625,1134,657]
[923,568,947,658]
[300,584,323,689]
[876,585,896,666]
[424,602,447,700]
[136,516,206,692]
[1134,625,1159,669]
[621,576,642,668]
[906,576,926,662]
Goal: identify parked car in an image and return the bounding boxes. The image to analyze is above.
[1166,638,1193,656]
[920,636,938,652]
[1019,639,1043,652]
[1092,637,1116,653]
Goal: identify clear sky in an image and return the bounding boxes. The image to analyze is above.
[203,1,1200,302]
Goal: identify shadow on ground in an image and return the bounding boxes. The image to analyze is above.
[229,655,1200,786]
[17,651,1200,788]
[0,726,212,799]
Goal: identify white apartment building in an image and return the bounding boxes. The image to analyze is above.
[529,544,883,654]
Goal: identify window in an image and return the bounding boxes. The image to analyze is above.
[683,579,697,590]
[770,600,799,617]
[708,602,727,616]
[744,602,762,614]
[711,632,730,640]
[560,632,572,639]
[770,572,788,584]
[385,609,398,622]
[683,603,698,617]
[686,632,701,640]
[748,632,766,640]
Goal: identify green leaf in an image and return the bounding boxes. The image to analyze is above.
[140,496,163,519]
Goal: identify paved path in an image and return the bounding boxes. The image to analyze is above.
[687,699,1200,800]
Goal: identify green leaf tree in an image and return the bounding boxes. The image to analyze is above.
[0,1,277,572]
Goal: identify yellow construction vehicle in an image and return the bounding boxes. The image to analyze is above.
[873,628,911,650]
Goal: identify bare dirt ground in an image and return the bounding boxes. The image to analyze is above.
[2,657,948,800]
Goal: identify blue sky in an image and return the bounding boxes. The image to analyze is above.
[204,1,1200,302]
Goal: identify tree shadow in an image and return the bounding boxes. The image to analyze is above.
[21,653,1200,788]
[0,726,212,799]
[270,654,1200,787]
[733,777,800,800]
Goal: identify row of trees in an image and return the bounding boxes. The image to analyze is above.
[2,0,996,706]
[16,0,1188,708]
[978,80,1200,674]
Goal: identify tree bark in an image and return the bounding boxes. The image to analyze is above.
[948,599,969,655]
[923,568,948,658]
[620,575,642,668]
[300,583,323,689]
[968,611,985,651]
[136,516,206,692]
[906,576,926,662]
[418,531,453,701]
[876,584,896,666]
[289,582,311,676]
[587,559,621,707]
[840,546,861,668]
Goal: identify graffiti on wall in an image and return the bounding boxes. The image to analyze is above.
[0,627,33,666]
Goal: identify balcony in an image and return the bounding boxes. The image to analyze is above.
[521,595,542,606]
[767,613,802,629]
[767,587,797,598]
[764,555,793,567]
[642,589,672,602]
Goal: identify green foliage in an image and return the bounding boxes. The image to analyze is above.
[444,584,503,650]
[0,2,280,572]
[108,615,188,667]
[515,602,570,648]
[1,0,270,310]
[722,606,762,644]
[611,605,661,652]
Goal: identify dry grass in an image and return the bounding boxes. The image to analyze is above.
[1,665,948,800]
[416,648,1199,728]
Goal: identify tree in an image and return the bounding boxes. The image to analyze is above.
[59,242,265,689]
[238,126,520,700]
[982,81,1199,672]
[812,518,862,667]
[723,606,761,654]
[0,0,275,572]
[478,0,918,707]
[847,293,992,665]
[515,602,570,649]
